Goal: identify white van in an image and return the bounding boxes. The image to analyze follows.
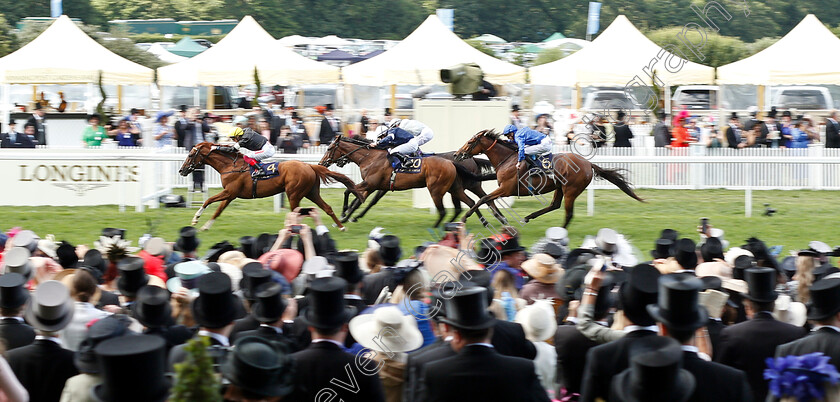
[672,85,719,110]
[771,86,836,110]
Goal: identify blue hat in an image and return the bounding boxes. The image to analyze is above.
[155,110,174,123]
[502,124,517,135]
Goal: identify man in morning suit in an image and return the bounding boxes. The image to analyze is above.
[403,286,457,402]
[776,277,840,369]
[361,235,401,304]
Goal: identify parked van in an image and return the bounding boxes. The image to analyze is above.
[771,86,836,110]
[672,85,719,110]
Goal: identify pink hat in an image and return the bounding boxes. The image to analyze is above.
[258,249,303,283]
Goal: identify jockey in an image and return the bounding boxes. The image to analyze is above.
[502,124,553,171]
[229,127,275,177]
[371,119,434,166]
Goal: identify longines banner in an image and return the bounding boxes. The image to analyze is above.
[0,158,152,206]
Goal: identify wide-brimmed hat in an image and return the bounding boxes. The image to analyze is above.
[515,300,557,342]
[203,241,235,263]
[217,249,246,267]
[3,247,33,280]
[252,283,287,324]
[166,260,210,293]
[724,247,754,267]
[651,238,674,260]
[349,305,423,353]
[37,235,58,259]
[806,278,840,321]
[191,272,238,329]
[331,251,364,284]
[117,257,148,298]
[699,289,729,319]
[611,336,696,402]
[299,277,356,330]
[619,264,661,326]
[773,294,807,326]
[421,244,481,280]
[221,336,295,397]
[647,275,707,331]
[75,315,134,374]
[240,262,273,301]
[131,286,173,329]
[674,239,698,271]
[0,273,29,309]
[25,280,75,332]
[258,249,303,283]
[92,335,170,402]
[439,287,495,330]
[11,230,39,253]
[744,267,777,302]
[522,254,563,284]
[174,227,200,253]
[378,235,402,264]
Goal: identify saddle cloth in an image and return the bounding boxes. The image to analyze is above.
[391,154,423,174]
[250,161,281,180]
[531,153,554,172]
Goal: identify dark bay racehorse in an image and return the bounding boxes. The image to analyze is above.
[319,136,481,228]
[179,142,362,231]
[454,130,644,227]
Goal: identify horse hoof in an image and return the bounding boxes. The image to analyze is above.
[340,226,347,232]
[350,218,358,223]
[190,221,198,226]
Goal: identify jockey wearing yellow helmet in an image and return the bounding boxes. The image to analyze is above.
[229,126,275,177]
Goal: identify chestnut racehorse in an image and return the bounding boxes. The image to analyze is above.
[179,142,362,231]
[454,130,644,227]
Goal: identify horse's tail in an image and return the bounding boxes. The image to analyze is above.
[453,162,485,183]
[310,165,364,200]
[592,164,645,203]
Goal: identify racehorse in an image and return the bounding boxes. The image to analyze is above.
[319,136,482,228]
[179,142,362,231]
[338,150,507,226]
[454,130,644,227]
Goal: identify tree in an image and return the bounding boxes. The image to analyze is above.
[0,14,18,58]
[465,40,496,58]
[646,26,746,67]
[170,337,222,402]
[533,48,565,66]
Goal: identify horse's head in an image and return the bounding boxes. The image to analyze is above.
[179,142,214,176]
[454,130,496,161]
[319,135,343,167]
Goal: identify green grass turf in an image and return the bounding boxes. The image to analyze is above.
[1,188,834,257]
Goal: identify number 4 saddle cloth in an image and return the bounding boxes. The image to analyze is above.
[250,161,281,180]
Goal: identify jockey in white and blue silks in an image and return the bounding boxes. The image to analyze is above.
[372,119,434,165]
[502,124,552,170]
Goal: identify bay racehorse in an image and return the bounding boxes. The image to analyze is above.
[319,136,482,228]
[454,130,644,227]
[179,142,362,231]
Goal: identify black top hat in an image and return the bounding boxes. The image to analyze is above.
[117,257,148,298]
[0,273,29,310]
[92,335,170,402]
[253,233,277,258]
[660,229,679,242]
[782,110,792,118]
[439,287,495,330]
[700,238,724,262]
[252,283,287,324]
[332,251,363,284]
[617,111,627,120]
[25,280,75,332]
[299,277,355,330]
[459,270,494,305]
[807,278,840,321]
[699,275,722,291]
[378,235,402,265]
[56,241,79,268]
[75,315,134,374]
[768,106,778,118]
[384,108,392,116]
[813,262,840,282]
[543,243,564,260]
[476,238,500,266]
[81,249,107,283]
[647,275,707,331]
[744,267,777,302]
[497,237,526,255]
[179,104,188,112]
[221,336,295,397]
[651,238,674,260]
[174,227,200,253]
[101,228,126,239]
[732,255,756,280]
[594,274,617,319]
[557,267,587,302]
[191,272,238,329]
[240,262,273,301]
[674,239,698,270]
[33,103,43,110]
[511,105,520,112]
[612,336,696,402]
[131,286,173,329]
[619,264,661,326]
[202,241,235,263]
[239,236,257,258]
[325,103,334,111]
[730,112,739,120]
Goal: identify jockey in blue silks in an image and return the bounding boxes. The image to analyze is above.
[372,119,435,167]
[502,124,554,190]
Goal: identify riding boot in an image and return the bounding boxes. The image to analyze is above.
[525,157,539,192]
[390,153,408,169]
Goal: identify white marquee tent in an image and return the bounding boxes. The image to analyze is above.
[157,16,339,86]
[343,15,526,85]
[717,14,840,85]
[0,15,153,85]
[147,43,188,64]
[530,15,714,87]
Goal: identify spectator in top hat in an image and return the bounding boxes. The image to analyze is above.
[423,287,550,402]
[580,264,661,402]
[653,110,671,148]
[7,280,77,402]
[26,103,46,146]
[229,263,273,341]
[230,282,296,352]
[362,235,402,304]
[529,227,569,262]
[649,274,753,401]
[61,315,134,401]
[510,105,525,129]
[0,273,35,351]
[403,285,457,402]
[318,103,341,145]
[169,272,240,372]
[331,251,367,346]
[613,111,633,148]
[288,276,384,402]
[0,124,36,148]
[486,236,527,290]
[132,285,193,350]
[826,110,840,148]
[117,257,149,307]
[93,335,170,402]
[221,336,295,402]
[609,336,696,402]
[726,112,745,148]
[175,226,200,257]
[776,277,840,369]
[715,267,806,401]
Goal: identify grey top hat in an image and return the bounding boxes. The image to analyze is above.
[25,280,75,332]
[11,230,39,253]
[3,247,33,280]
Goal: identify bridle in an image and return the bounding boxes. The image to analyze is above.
[184,145,245,175]
[321,137,370,168]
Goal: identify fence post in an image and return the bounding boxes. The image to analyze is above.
[274,194,282,214]
[689,143,706,189]
[745,187,752,218]
[809,143,824,190]
[587,187,594,216]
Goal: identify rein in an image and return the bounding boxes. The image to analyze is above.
[332,140,371,168]
[190,146,249,175]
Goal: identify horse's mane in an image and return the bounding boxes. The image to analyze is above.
[477,129,516,150]
[481,129,501,139]
[342,136,372,145]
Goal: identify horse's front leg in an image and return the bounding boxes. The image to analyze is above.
[192,190,230,226]
[201,198,234,231]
